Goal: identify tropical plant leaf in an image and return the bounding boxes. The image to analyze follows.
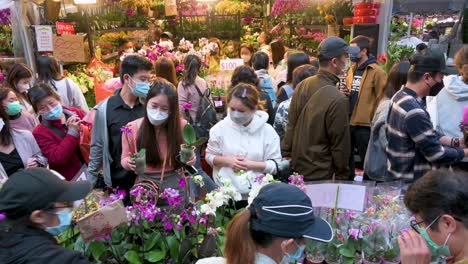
[145,250,166,263]
[89,241,107,261]
[124,250,143,264]
[166,235,179,261]
[182,124,196,145]
[144,232,161,252]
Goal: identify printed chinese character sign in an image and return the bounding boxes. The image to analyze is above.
[53,35,86,63]
[56,22,76,35]
[34,25,53,52]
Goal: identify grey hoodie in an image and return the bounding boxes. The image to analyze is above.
[428,75,468,138]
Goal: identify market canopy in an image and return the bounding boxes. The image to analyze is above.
[394,0,466,14]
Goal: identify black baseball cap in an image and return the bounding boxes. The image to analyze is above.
[410,49,450,74]
[318,37,360,59]
[249,183,333,242]
[0,168,91,219]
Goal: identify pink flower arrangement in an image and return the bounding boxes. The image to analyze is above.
[271,0,307,17]
[125,8,135,17]
[178,38,194,52]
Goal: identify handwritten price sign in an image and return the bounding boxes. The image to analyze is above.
[53,35,86,63]
[220,59,244,71]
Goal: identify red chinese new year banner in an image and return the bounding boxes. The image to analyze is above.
[56,22,75,35]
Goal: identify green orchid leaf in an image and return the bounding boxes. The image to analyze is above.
[124,250,143,264]
[145,250,166,263]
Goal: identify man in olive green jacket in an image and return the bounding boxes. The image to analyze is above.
[343,35,387,178]
[282,37,358,181]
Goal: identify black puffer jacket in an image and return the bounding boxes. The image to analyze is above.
[0,225,93,264]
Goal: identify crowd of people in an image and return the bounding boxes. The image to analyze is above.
[0,32,467,264]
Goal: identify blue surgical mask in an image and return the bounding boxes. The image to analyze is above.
[416,216,451,259]
[129,77,150,98]
[45,208,72,236]
[350,54,360,63]
[43,105,63,120]
[281,241,306,263]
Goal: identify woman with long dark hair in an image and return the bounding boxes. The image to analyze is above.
[155,57,178,87]
[0,96,46,179]
[177,54,218,197]
[121,79,195,202]
[364,61,410,181]
[5,63,34,114]
[269,39,286,80]
[276,51,311,105]
[0,87,38,132]
[36,56,89,113]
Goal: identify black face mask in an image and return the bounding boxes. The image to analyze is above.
[429,80,444,96]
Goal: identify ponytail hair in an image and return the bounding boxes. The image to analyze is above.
[182,54,201,87]
[225,209,274,264]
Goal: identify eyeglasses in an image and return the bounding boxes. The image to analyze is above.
[410,215,463,234]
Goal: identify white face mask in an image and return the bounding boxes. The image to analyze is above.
[229,110,254,125]
[241,54,251,63]
[17,83,30,93]
[147,108,169,126]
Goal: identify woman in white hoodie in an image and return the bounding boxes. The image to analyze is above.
[427,47,468,170]
[428,47,468,139]
[206,83,281,195]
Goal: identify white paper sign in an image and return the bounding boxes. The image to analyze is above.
[305,183,366,211]
[35,25,54,52]
[220,59,244,71]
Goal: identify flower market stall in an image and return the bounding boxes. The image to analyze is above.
[58,171,410,264]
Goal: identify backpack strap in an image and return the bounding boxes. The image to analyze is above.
[41,119,67,138]
[283,84,294,98]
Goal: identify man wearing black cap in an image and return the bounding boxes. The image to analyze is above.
[282,37,359,181]
[386,51,468,182]
[0,168,93,264]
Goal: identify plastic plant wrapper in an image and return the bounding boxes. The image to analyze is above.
[300,180,410,263]
[72,191,105,222]
[77,199,128,242]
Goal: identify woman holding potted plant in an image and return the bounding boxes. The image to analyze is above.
[206,83,281,196]
[121,79,196,202]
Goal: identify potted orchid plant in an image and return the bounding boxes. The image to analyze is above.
[121,125,146,176]
[180,124,207,164]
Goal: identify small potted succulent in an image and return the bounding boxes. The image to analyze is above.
[180,124,207,163]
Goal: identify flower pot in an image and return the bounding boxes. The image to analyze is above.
[343,17,354,25]
[134,152,147,176]
[354,8,379,16]
[180,145,195,164]
[354,2,374,9]
[352,16,377,24]
[138,7,149,16]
